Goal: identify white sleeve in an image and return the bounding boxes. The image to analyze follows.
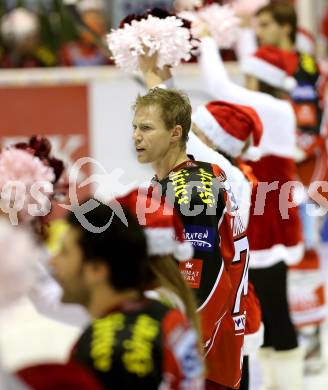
[199,36,274,114]
[29,260,90,328]
[187,132,251,227]
[235,28,258,61]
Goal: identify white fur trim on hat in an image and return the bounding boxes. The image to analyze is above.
[241,56,297,92]
[192,105,245,158]
[144,227,193,261]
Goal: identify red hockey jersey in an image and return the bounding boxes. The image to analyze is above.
[153,159,249,388]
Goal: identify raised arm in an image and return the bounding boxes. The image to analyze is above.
[199,35,272,113]
[138,51,174,90]
[235,27,258,61]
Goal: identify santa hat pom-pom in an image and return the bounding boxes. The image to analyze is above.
[242,146,262,162]
[182,4,240,49]
[0,219,38,308]
[284,76,297,92]
[174,241,194,261]
[233,0,269,17]
[107,14,193,72]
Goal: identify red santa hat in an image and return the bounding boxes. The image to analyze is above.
[241,45,298,91]
[192,100,263,161]
[117,189,193,261]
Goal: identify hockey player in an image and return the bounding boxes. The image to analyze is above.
[52,201,204,389]
[133,87,249,389]
[137,55,264,390]
[254,2,325,184]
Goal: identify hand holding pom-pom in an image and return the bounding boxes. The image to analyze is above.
[138,48,159,75]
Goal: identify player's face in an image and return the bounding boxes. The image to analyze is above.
[51,226,90,305]
[255,12,284,46]
[133,104,174,164]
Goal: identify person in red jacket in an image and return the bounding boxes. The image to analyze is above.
[253,1,326,374]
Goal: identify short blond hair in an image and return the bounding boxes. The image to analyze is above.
[134,88,192,144]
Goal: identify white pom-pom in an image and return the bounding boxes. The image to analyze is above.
[181,4,241,49]
[107,15,193,72]
[0,219,39,308]
[174,241,194,261]
[242,146,262,161]
[284,76,297,92]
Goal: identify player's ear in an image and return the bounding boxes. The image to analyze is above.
[171,125,183,144]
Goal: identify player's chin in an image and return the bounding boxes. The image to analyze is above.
[136,153,151,163]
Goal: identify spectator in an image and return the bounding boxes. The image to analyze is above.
[59,0,111,67]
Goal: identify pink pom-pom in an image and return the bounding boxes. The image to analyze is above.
[0,218,39,307]
[107,15,193,72]
[106,22,142,72]
[233,0,270,17]
[0,148,55,223]
[180,4,241,49]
